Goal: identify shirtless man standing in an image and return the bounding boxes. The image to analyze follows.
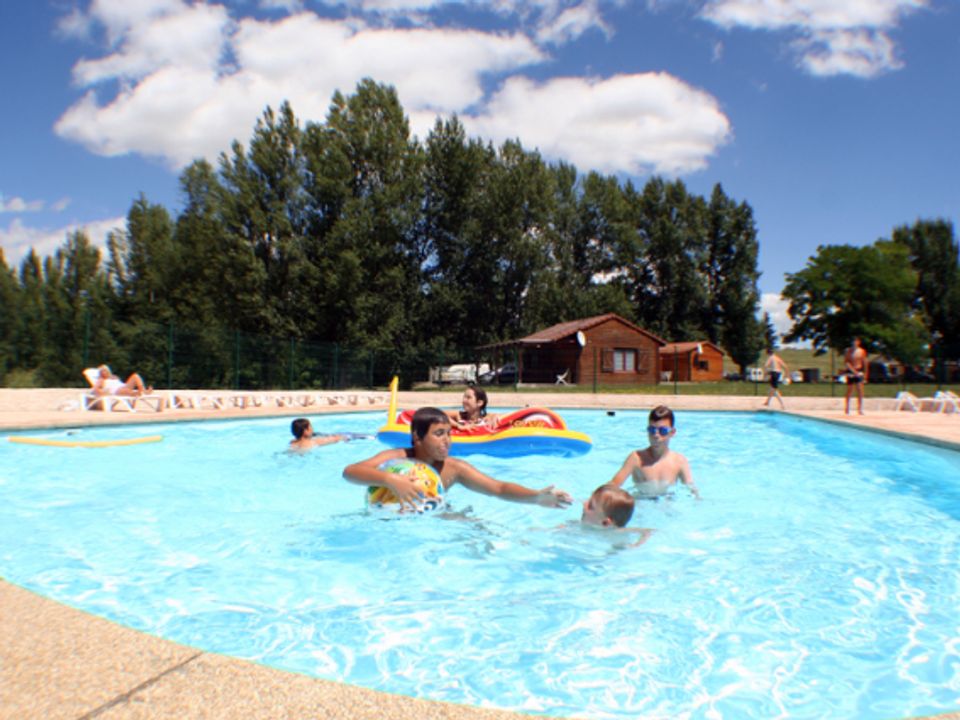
[609,405,699,499]
[844,337,869,415]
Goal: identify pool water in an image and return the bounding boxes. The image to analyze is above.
[2,411,959,719]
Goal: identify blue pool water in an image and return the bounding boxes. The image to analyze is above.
[2,410,959,719]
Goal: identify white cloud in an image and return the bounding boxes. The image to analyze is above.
[0,217,126,269]
[700,0,928,77]
[794,28,901,78]
[0,196,45,214]
[55,9,549,168]
[53,3,731,177]
[535,0,612,45]
[463,73,732,176]
[71,3,232,86]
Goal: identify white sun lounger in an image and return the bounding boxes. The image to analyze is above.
[81,367,165,412]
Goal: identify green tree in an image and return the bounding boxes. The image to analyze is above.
[20,232,115,385]
[218,102,309,339]
[418,115,499,350]
[783,241,926,364]
[0,250,20,380]
[700,184,764,370]
[527,166,633,328]
[623,178,707,340]
[891,218,960,361]
[14,251,48,373]
[478,140,554,340]
[302,79,425,356]
[112,196,175,322]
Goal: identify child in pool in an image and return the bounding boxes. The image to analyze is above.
[343,407,571,512]
[609,405,699,499]
[579,483,652,544]
[445,385,500,429]
[580,483,635,527]
[289,418,346,451]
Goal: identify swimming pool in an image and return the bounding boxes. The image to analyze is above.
[2,411,959,718]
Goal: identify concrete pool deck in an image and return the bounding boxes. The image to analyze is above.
[2,387,960,719]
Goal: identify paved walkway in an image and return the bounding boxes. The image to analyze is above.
[2,387,959,719]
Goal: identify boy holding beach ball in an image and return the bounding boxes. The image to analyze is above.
[343,407,572,513]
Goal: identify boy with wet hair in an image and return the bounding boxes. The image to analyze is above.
[289,418,346,451]
[344,407,572,512]
[609,405,699,499]
[581,483,635,527]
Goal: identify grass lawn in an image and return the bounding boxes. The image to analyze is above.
[431,348,957,398]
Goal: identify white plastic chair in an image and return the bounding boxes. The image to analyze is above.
[933,390,960,414]
[893,391,921,412]
[555,369,570,385]
[894,390,952,413]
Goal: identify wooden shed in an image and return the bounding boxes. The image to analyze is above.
[481,313,666,386]
[659,341,725,382]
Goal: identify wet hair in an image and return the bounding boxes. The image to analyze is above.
[466,385,488,417]
[591,484,635,528]
[410,407,451,444]
[291,418,310,439]
[648,405,675,428]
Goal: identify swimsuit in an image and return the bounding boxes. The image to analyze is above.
[102,378,125,394]
[769,371,781,389]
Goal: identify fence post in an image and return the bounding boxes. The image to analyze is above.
[592,346,598,393]
[234,330,241,390]
[81,291,90,369]
[830,350,836,397]
[167,322,174,389]
[289,338,295,389]
[333,343,339,390]
[673,352,678,395]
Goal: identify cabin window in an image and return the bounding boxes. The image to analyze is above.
[613,349,637,373]
[697,359,710,371]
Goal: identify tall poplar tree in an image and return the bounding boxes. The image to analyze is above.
[218,102,309,338]
[302,79,424,350]
[701,184,764,370]
[0,250,19,379]
[419,115,499,349]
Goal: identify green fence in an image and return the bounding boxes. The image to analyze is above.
[74,322,504,391]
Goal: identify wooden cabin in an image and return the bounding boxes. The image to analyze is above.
[659,341,725,382]
[481,313,666,386]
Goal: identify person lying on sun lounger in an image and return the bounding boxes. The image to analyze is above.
[92,365,153,397]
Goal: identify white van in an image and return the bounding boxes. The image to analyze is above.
[432,363,491,385]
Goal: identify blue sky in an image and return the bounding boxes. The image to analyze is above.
[1,1,957,338]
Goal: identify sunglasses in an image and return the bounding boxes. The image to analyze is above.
[647,425,673,437]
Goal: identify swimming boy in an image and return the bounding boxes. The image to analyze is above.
[289,418,346,451]
[343,407,572,511]
[580,484,635,527]
[609,405,699,499]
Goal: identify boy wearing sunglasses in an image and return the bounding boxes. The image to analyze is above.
[609,405,699,499]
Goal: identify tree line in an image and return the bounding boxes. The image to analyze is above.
[1,79,954,388]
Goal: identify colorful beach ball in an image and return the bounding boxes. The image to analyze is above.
[367,458,445,512]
